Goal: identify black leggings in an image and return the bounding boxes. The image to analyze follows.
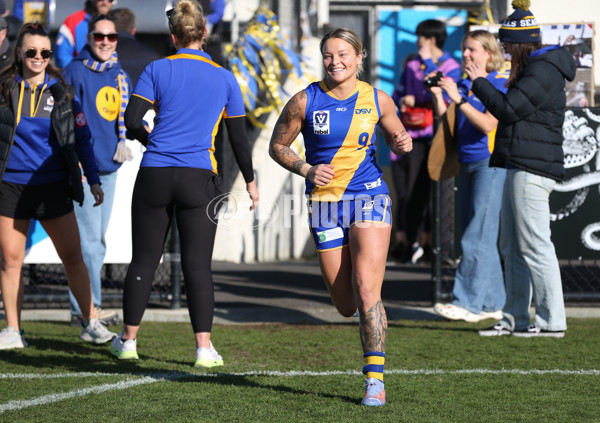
[123,167,222,333]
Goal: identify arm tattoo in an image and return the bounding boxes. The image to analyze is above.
[359,300,387,353]
[269,91,308,176]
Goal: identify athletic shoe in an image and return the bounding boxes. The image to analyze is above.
[433,303,486,323]
[410,244,424,264]
[0,326,27,350]
[478,322,512,337]
[480,310,503,321]
[80,318,117,344]
[110,332,139,360]
[512,324,565,338]
[194,341,224,368]
[361,377,386,406]
[71,307,121,327]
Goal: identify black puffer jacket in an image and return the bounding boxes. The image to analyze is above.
[472,46,576,181]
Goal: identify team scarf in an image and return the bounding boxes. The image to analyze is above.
[82,51,132,162]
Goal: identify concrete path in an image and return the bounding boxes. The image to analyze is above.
[14,260,600,324]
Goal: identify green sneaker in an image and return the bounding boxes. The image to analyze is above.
[110,332,139,360]
[194,341,224,368]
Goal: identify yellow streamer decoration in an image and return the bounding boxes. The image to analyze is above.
[226,3,310,127]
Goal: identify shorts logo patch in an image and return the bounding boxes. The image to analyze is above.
[316,227,344,243]
[75,112,87,128]
[362,201,374,212]
[313,110,330,135]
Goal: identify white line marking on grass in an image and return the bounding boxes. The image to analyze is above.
[0,377,157,414]
[210,369,600,377]
[2,368,600,382]
[0,372,123,379]
[1,368,599,414]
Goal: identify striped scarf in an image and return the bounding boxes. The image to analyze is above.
[83,52,132,162]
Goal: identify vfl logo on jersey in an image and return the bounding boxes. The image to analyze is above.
[75,112,87,128]
[355,108,372,131]
[43,95,55,112]
[313,110,330,135]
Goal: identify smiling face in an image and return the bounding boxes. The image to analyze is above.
[88,19,117,62]
[18,34,51,82]
[321,37,362,87]
[462,36,491,69]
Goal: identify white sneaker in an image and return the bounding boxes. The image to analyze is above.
[109,332,139,360]
[0,326,27,350]
[478,322,512,337]
[194,341,224,368]
[71,307,121,327]
[433,303,486,323]
[512,324,565,338]
[80,318,117,344]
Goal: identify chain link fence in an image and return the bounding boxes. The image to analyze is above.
[433,178,600,304]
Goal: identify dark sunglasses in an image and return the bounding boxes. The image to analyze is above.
[25,48,52,59]
[91,32,118,42]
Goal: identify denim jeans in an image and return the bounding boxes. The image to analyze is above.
[452,158,506,314]
[497,169,566,331]
[69,171,118,315]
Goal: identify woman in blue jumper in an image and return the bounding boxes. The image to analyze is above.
[0,23,115,349]
[428,30,507,323]
[64,14,131,326]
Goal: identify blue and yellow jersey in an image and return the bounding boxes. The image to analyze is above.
[456,70,508,164]
[302,80,389,201]
[133,48,245,170]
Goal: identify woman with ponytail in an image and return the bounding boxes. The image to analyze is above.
[112,0,258,366]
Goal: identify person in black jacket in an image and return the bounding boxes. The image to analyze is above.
[469,0,576,338]
[0,23,116,349]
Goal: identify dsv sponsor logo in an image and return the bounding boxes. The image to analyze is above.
[355,108,371,114]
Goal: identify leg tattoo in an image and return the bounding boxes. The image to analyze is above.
[359,300,387,352]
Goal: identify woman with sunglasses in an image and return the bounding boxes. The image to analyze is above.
[0,23,116,349]
[54,0,116,69]
[110,0,258,365]
[64,14,131,328]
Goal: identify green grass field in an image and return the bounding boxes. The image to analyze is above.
[1,318,599,422]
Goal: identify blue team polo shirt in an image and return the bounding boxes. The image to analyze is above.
[133,48,246,170]
[456,71,508,164]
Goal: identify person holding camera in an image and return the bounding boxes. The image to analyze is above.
[390,19,461,263]
[428,30,508,323]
